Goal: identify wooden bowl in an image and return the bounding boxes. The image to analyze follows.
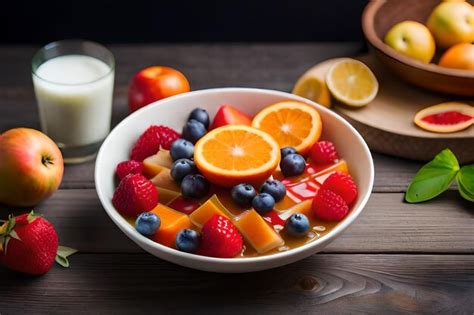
[362,0,474,96]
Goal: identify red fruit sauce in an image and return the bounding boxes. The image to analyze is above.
[421,111,472,125]
[167,197,200,215]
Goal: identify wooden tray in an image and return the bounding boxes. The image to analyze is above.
[333,54,473,164]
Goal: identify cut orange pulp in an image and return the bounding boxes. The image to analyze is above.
[194,125,280,188]
[252,101,322,155]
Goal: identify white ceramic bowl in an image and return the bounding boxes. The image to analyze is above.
[95,88,374,273]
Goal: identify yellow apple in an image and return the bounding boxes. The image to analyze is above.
[384,21,436,63]
[427,2,474,48]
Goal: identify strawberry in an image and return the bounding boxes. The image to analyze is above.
[112,174,158,217]
[310,141,339,164]
[210,104,252,130]
[312,188,349,221]
[156,126,181,150]
[116,160,144,180]
[321,171,358,204]
[131,126,162,161]
[199,215,243,258]
[0,212,58,275]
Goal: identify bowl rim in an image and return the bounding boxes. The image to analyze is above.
[362,0,474,79]
[95,87,374,266]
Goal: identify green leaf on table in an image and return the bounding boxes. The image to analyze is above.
[457,165,474,202]
[405,149,460,203]
[55,246,78,268]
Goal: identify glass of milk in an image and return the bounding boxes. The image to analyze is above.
[32,40,115,163]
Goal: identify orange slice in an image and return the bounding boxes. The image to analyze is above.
[194,125,280,188]
[251,101,322,155]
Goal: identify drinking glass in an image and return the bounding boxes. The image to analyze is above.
[32,40,115,163]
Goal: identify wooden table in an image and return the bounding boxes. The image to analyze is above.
[0,44,473,314]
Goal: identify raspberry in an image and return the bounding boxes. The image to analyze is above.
[131,126,162,161]
[199,215,243,258]
[312,188,349,221]
[112,174,158,217]
[321,171,358,204]
[156,126,181,150]
[116,160,144,180]
[310,141,339,164]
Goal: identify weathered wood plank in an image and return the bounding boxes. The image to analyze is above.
[0,43,364,130]
[0,43,365,86]
[0,254,472,314]
[1,189,472,254]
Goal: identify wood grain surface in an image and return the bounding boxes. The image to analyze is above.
[0,44,472,314]
[1,254,472,314]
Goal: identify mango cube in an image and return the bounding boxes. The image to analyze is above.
[157,187,181,205]
[143,154,169,178]
[278,199,313,220]
[151,169,181,192]
[233,209,284,254]
[150,204,191,247]
[189,195,231,228]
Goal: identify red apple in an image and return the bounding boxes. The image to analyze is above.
[128,66,190,112]
[0,128,64,207]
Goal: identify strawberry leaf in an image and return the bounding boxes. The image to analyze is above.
[9,230,21,241]
[55,246,78,268]
[27,210,40,223]
[3,236,11,255]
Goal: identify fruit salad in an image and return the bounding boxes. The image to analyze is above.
[111,101,359,258]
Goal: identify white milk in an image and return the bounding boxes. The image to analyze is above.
[33,55,114,147]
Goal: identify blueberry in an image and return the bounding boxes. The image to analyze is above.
[188,108,210,129]
[231,183,257,207]
[280,153,306,177]
[252,193,275,214]
[135,212,161,236]
[260,180,286,202]
[182,119,207,144]
[171,159,198,183]
[280,146,297,159]
[181,174,209,199]
[170,138,194,161]
[176,228,200,253]
[285,213,310,237]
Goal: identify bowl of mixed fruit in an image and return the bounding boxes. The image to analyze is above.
[95,88,374,272]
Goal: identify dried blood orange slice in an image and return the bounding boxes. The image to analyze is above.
[414,102,474,133]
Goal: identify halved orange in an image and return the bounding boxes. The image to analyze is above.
[251,101,322,155]
[194,125,281,188]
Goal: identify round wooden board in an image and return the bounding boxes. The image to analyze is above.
[330,54,473,164]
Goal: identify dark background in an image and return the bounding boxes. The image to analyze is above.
[1,0,367,44]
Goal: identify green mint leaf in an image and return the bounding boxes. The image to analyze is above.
[55,246,78,268]
[405,149,460,203]
[457,165,474,202]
